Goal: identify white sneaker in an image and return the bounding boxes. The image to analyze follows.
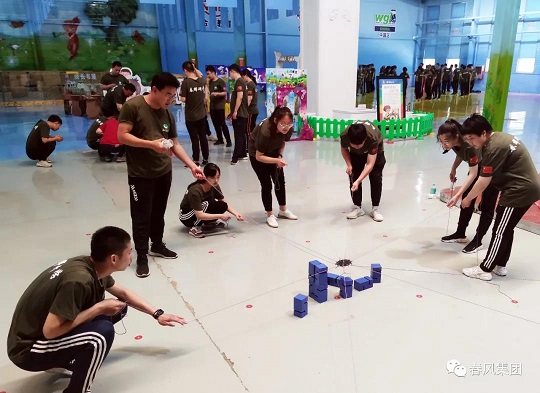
[36,160,52,168]
[370,208,384,222]
[346,206,365,219]
[266,214,278,228]
[278,209,298,220]
[462,266,492,281]
[492,266,507,277]
[46,157,54,163]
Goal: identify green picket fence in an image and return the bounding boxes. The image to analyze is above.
[299,111,434,141]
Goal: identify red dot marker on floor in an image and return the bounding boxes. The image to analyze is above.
[86,233,91,236]
[334,295,341,300]
[134,335,143,340]
[246,304,253,308]
[416,294,423,298]
[511,300,518,304]
[306,240,311,243]
[386,141,394,144]
[66,201,70,204]
[342,211,347,214]
[208,251,214,254]
[383,235,388,238]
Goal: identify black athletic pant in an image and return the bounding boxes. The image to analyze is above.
[349,152,386,208]
[452,80,459,94]
[185,117,210,162]
[250,155,286,212]
[179,200,228,228]
[455,177,498,242]
[14,305,127,393]
[460,81,469,96]
[415,82,423,100]
[247,114,258,155]
[480,204,532,272]
[27,142,56,161]
[100,144,125,158]
[128,171,172,259]
[232,116,248,161]
[441,80,450,94]
[210,109,231,144]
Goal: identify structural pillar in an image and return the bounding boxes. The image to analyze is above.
[299,0,360,118]
[483,0,520,131]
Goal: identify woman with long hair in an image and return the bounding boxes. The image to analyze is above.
[248,106,297,228]
[437,119,497,253]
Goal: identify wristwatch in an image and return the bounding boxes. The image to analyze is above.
[152,309,164,319]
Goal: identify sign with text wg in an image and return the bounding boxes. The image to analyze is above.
[374,9,396,38]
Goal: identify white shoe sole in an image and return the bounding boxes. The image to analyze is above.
[462,270,492,281]
[278,214,298,220]
[462,245,484,254]
[492,269,507,277]
[441,238,468,243]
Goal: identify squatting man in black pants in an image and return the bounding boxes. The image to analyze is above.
[341,121,386,222]
[118,72,204,278]
[7,226,186,393]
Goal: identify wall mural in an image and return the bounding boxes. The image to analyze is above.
[0,0,160,83]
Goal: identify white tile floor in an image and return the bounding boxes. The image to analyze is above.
[1,136,539,393]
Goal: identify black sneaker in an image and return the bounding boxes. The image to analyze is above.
[149,243,178,259]
[201,160,209,166]
[226,142,232,147]
[231,160,238,165]
[136,255,150,278]
[203,221,226,230]
[214,141,224,145]
[462,238,483,254]
[441,232,467,243]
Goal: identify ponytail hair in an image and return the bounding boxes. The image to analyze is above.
[241,68,257,84]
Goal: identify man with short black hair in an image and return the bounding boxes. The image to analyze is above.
[101,83,136,118]
[100,61,128,93]
[206,65,232,147]
[340,121,386,222]
[118,72,204,278]
[86,116,107,152]
[25,115,63,168]
[228,63,249,165]
[458,114,540,281]
[7,226,187,393]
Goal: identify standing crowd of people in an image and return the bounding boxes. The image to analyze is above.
[414,63,477,100]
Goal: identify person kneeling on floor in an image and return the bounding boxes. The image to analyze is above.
[179,163,244,237]
[98,116,126,162]
[7,226,187,393]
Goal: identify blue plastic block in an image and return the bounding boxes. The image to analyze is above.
[294,310,307,318]
[311,271,328,291]
[309,260,328,276]
[337,276,353,288]
[371,271,382,283]
[371,263,382,272]
[364,276,374,288]
[294,294,308,313]
[340,286,353,298]
[309,288,328,303]
[354,277,369,291]
[327,273,339,287]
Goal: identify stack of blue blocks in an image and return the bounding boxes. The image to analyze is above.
[293,294,308,318]
[353,276,374,291]
[371,263,382,283]
[337,276,353,298]
[309,260,328,303]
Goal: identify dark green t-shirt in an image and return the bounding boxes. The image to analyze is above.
[452,141,480,167]
[230,78,249,119]
[209,78,226,110]
[7,256,115,365]
[101,86,127,117]
[248,118,292,158]
[118,95,178,178]
[246,80,259,115]
[26,120,51,151]
[340,121,384,156]
[86,116,108,146]
[180,182,224,212]
[479,132,540,207]
[100,73,129,91]
[180,77,207,122]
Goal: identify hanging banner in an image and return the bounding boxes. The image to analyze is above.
[374,9,396,38]
[265,68,307,121]
[376,76,406,121]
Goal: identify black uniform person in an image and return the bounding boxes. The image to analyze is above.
[424,65,434,100]
[206,65,232,147]
[441,64,451,95]
[228,64,250,165]
[437,119,498,253]
[458,114,540,281]
[399,67,410,98]
[452,64,461,95]
[433,64,442,99]
[25,115,63,168]
[118,72,204,278]
[460,64,470,96]
[101,83,136,118]
[7,226,187,393]
[414,66,424,100]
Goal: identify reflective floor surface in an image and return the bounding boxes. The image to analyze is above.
[0,94,539,393]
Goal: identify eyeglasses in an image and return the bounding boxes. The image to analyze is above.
[278,122,293,129]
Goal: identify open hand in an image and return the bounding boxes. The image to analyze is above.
[447,195,460,208]
[235,213,244,221]
[157,314,187,327]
